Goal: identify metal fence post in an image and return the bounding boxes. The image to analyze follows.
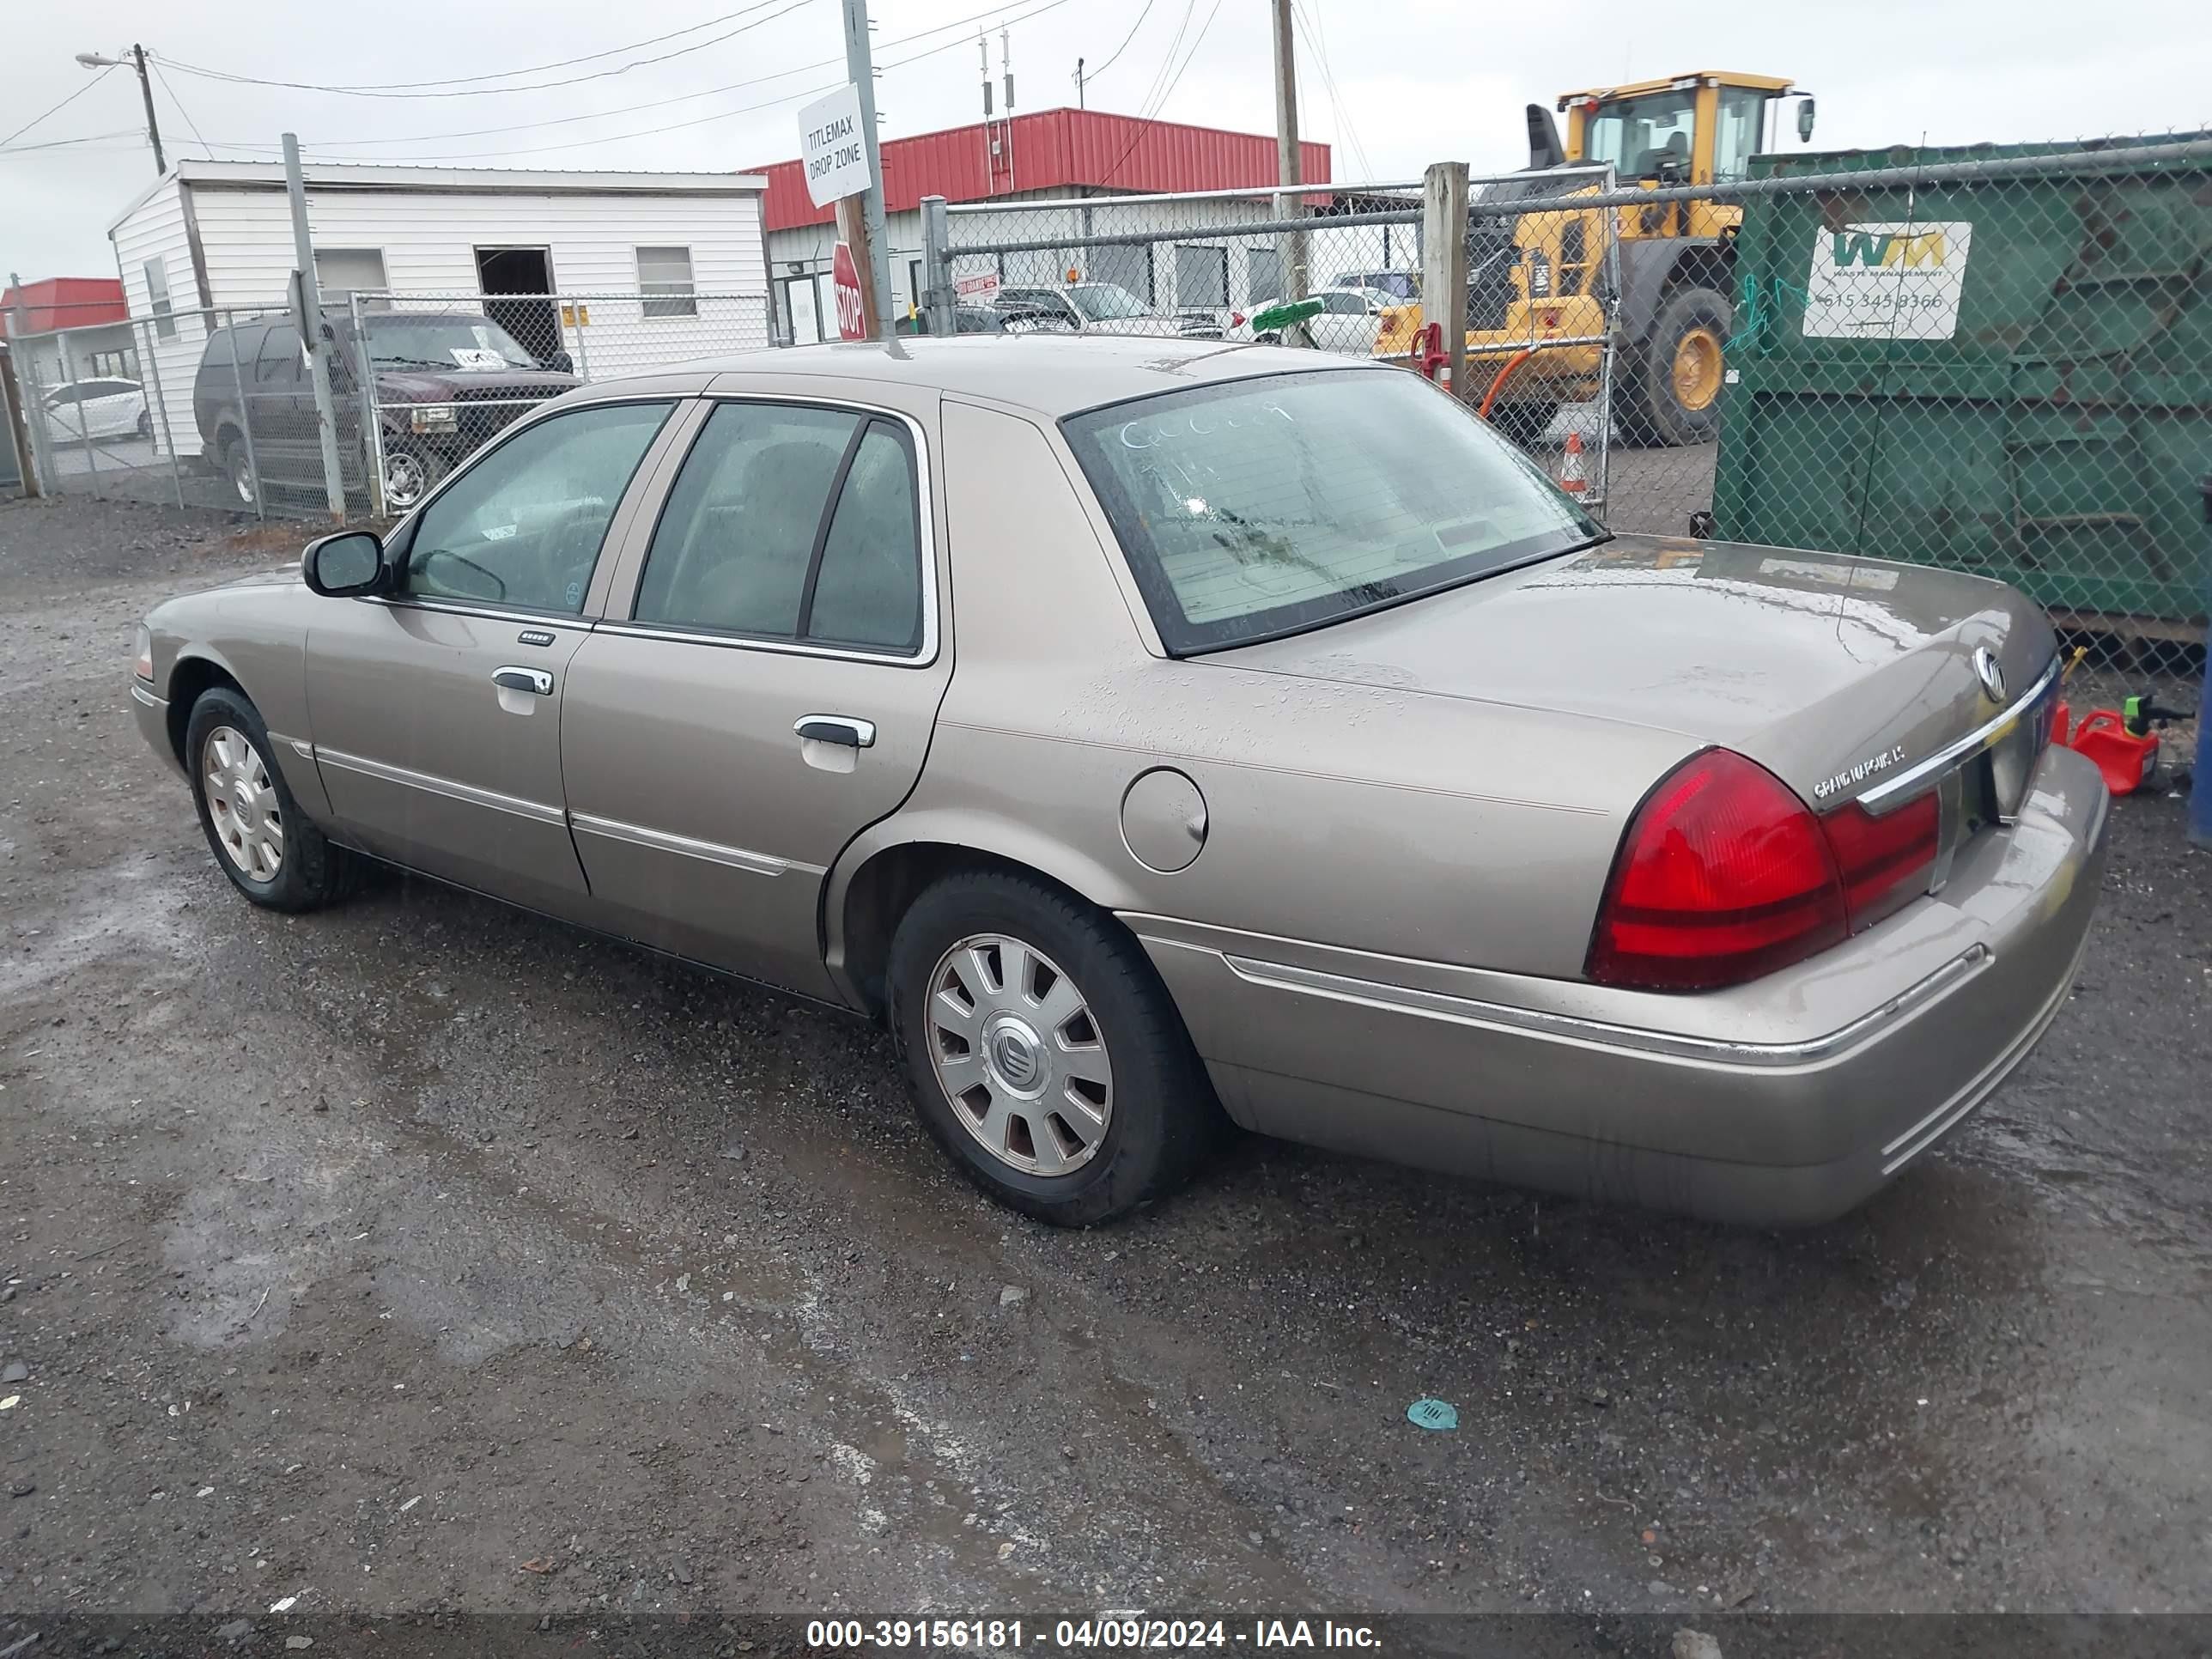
[568,295,592,382]
[1421,162,1469,399]
[136,314,185,509]
[59,331,100,498]
[222,312,265,521]
[1591,165,1622,518]
[283,132,347,522]
[349,291,386,519]
[921,196,956,337]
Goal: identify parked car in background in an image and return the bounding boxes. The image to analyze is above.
[191,311,580,512]
[901,304,1009,336]
[42,377,150,443]
[1333,270,1419,302]
[994,283,1218,338]
[1225,288,1404,356]
[132,337,2105,1231]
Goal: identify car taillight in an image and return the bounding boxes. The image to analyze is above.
[1229,312,1245,328]
[1589,749,1942,992]
[1820,790,1940,933]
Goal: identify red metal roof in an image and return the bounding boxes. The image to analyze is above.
[755,106,1329,233]
[0,276,127,336]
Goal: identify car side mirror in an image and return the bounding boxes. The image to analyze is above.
[302,530,387,598]
[1796,96,1817,143]
[544,349,575,374]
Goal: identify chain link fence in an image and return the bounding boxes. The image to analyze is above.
[8,286,772,521]
[924,137,2211,711]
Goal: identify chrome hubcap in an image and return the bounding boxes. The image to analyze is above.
[925,933,1112,1177]
[384,453,427,507]
[202,724,284,882]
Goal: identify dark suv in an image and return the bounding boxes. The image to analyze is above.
[192,311,580,511]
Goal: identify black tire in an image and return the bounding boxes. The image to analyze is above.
[221,436,257,507]
[1613,284,1731,448]
[135,409,153,441]
[1486,400,1559,448]
[185,686,359,913]
[886,870,1223,1226]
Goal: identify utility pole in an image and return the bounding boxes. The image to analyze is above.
[841,0,893,337]
[73,45,164,174]
[1270,0,1308,307]
[1075,57,1085,110]
[282,133,347,521]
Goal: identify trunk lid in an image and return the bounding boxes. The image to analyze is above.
[1212,533,2058,811]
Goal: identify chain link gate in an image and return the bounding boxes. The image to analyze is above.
[921,138,2210,738]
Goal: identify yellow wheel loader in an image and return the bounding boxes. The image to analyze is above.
[1376,71,1817,447]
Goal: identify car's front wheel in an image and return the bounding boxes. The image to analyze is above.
[887,871,1221,1225]
[185,687,359,913]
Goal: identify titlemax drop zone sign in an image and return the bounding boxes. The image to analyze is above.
[799,84,871,209]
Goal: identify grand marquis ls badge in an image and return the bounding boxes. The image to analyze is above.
[1813,744,1909,800]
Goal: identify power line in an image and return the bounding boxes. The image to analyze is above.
[148,58,215,160]
[0,128,143,156]
[153,0,815,100]
[169,0,1079,155]
[2,62,116,149]
[267,0,1079,166]
[1101,0,1225,183]
[1291,0,1371,178]
[1084,0,1161,84]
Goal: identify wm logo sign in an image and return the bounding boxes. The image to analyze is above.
[1829,228,1953,269]
[1803,219,1974,341]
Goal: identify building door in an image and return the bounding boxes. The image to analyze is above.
[474,247,562,368]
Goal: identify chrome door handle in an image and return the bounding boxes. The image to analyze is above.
[493,666,555,696]
[793,715,876,749]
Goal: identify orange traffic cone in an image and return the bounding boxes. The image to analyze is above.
[1559,429,1588,495]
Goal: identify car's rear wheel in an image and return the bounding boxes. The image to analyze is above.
[221,438,257,507]
[185,687,358,913]
[887,870,1221,1225]
[380,446,447,512]
[135,409,153,441]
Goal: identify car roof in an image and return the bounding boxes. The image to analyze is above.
[600,337,1388,419]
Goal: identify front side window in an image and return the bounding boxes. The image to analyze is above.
[1584,91,1698,180]
[633,402,924,654]
[401,401,672,613]
[1063,368,1600,654]
[637,246,698,319]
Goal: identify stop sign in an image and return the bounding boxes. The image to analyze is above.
[831,240,866,341]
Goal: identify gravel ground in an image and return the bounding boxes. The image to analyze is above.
[1,494,2208,1627]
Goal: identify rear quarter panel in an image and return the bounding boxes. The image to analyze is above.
[835,398,1697,981]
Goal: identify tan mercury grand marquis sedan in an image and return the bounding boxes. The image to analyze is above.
[131,337,2108,1227]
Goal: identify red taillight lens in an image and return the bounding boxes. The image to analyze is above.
[1820,789,1940,933]
[1230,311,1246,328]
[1588,750,1848,991]
[1589,750,1943,992]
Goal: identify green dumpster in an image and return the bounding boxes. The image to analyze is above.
[1711,134,2212,632]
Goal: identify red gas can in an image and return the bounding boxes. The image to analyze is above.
[2068,709,2160,796]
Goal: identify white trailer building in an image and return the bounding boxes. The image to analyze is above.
[106,160,770,459]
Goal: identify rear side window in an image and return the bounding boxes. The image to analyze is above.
[634,402,925,655]
[257,326,302,385]
[1062,368,1599,653]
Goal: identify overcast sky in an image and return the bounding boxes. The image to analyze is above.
[4,0,2208,285]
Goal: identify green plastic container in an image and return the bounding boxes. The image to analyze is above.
[1711,135,2212,629]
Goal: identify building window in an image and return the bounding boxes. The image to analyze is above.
[1091,244,1153,307]
[1175,245,1229,310]
[143,257,175,340]
[89,348,136,379]
[1246,246,1285,302]
[638,246,697,319]
[314,247,390,307]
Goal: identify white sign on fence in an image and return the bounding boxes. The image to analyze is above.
[799,84,872,209]
[954,271,1002,303]
[1802,220,1974,341]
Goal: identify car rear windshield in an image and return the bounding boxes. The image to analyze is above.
[363,317,536,371]
[1072,285,1147,322]
[1060,368,1601,653]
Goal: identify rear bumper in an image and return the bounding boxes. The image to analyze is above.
[1131,744,2109,1225]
